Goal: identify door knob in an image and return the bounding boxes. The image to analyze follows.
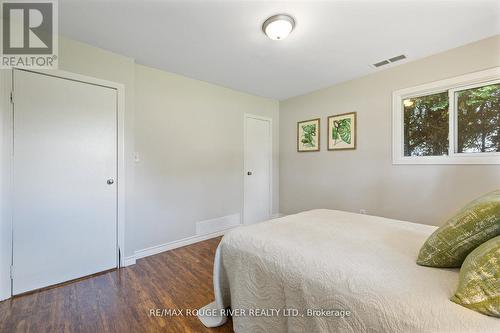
[247,171,252,175]
[107,178,115,185]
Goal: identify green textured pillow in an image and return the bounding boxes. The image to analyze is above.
[451,236,500,317]
[417,190,500,267]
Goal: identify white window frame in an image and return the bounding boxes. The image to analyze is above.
[392,67,500,164]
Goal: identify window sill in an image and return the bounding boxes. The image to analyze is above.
[393,154,500,165]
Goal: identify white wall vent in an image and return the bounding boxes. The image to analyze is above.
[195,213,241,235]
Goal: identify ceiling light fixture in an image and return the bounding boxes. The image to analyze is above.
[262,14,295,40]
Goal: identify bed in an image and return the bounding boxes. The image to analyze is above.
[198,209,500,333]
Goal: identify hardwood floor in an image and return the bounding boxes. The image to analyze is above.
[0,237,233,333]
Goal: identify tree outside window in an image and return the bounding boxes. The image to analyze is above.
[402,83,499,157]
[403,92,449,156]
[456,84,499,153]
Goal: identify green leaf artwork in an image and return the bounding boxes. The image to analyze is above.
[328,112,356,151]
[301,124,316,147]
[332,118,351,145]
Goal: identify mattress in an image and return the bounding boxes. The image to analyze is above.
[199,209,500,332]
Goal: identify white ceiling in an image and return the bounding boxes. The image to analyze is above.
[59,0,500,100]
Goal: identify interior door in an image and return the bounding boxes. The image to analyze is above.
[244,115,271,224]
[12,69,118,295]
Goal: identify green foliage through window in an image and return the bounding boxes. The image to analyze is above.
[403,92,449,156]
[456,84,499,153]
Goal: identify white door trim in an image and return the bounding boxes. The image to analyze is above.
[0,68,126,299]
[243,113,272,224]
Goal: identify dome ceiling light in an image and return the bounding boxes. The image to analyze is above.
[262,14,295,40]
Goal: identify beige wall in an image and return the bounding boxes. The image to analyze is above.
[133,64,279,251]
[279,36,500,226]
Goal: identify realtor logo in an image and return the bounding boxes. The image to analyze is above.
[1,0,58,68]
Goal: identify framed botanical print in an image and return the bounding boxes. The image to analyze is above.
[328,112,356,150]
[297,118,320,152]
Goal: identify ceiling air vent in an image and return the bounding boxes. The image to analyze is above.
[372,54,407,68]
[389,54,406,62]
[373,60,390,68]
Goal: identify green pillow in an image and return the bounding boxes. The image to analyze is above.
[417,190,500,267]
[451,236,499,317]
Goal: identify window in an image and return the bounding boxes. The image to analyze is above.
[393,68,500,164]
[403,92,449,157]
[455,84,499,153]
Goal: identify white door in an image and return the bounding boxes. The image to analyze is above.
[12,69,118,295]
[244,115,271,224]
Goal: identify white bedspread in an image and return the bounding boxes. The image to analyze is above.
[199,209,500,333]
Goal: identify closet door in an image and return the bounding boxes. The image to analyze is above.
[244,115,272,224]
[12,70,117,294]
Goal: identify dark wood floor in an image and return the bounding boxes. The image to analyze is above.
[0,237,233,333]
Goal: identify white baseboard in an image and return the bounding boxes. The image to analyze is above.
[125,217,242,266]
[133,229,232,261]
[122,256,136,267]
[122,213,288,267]
[0,289,9,302]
